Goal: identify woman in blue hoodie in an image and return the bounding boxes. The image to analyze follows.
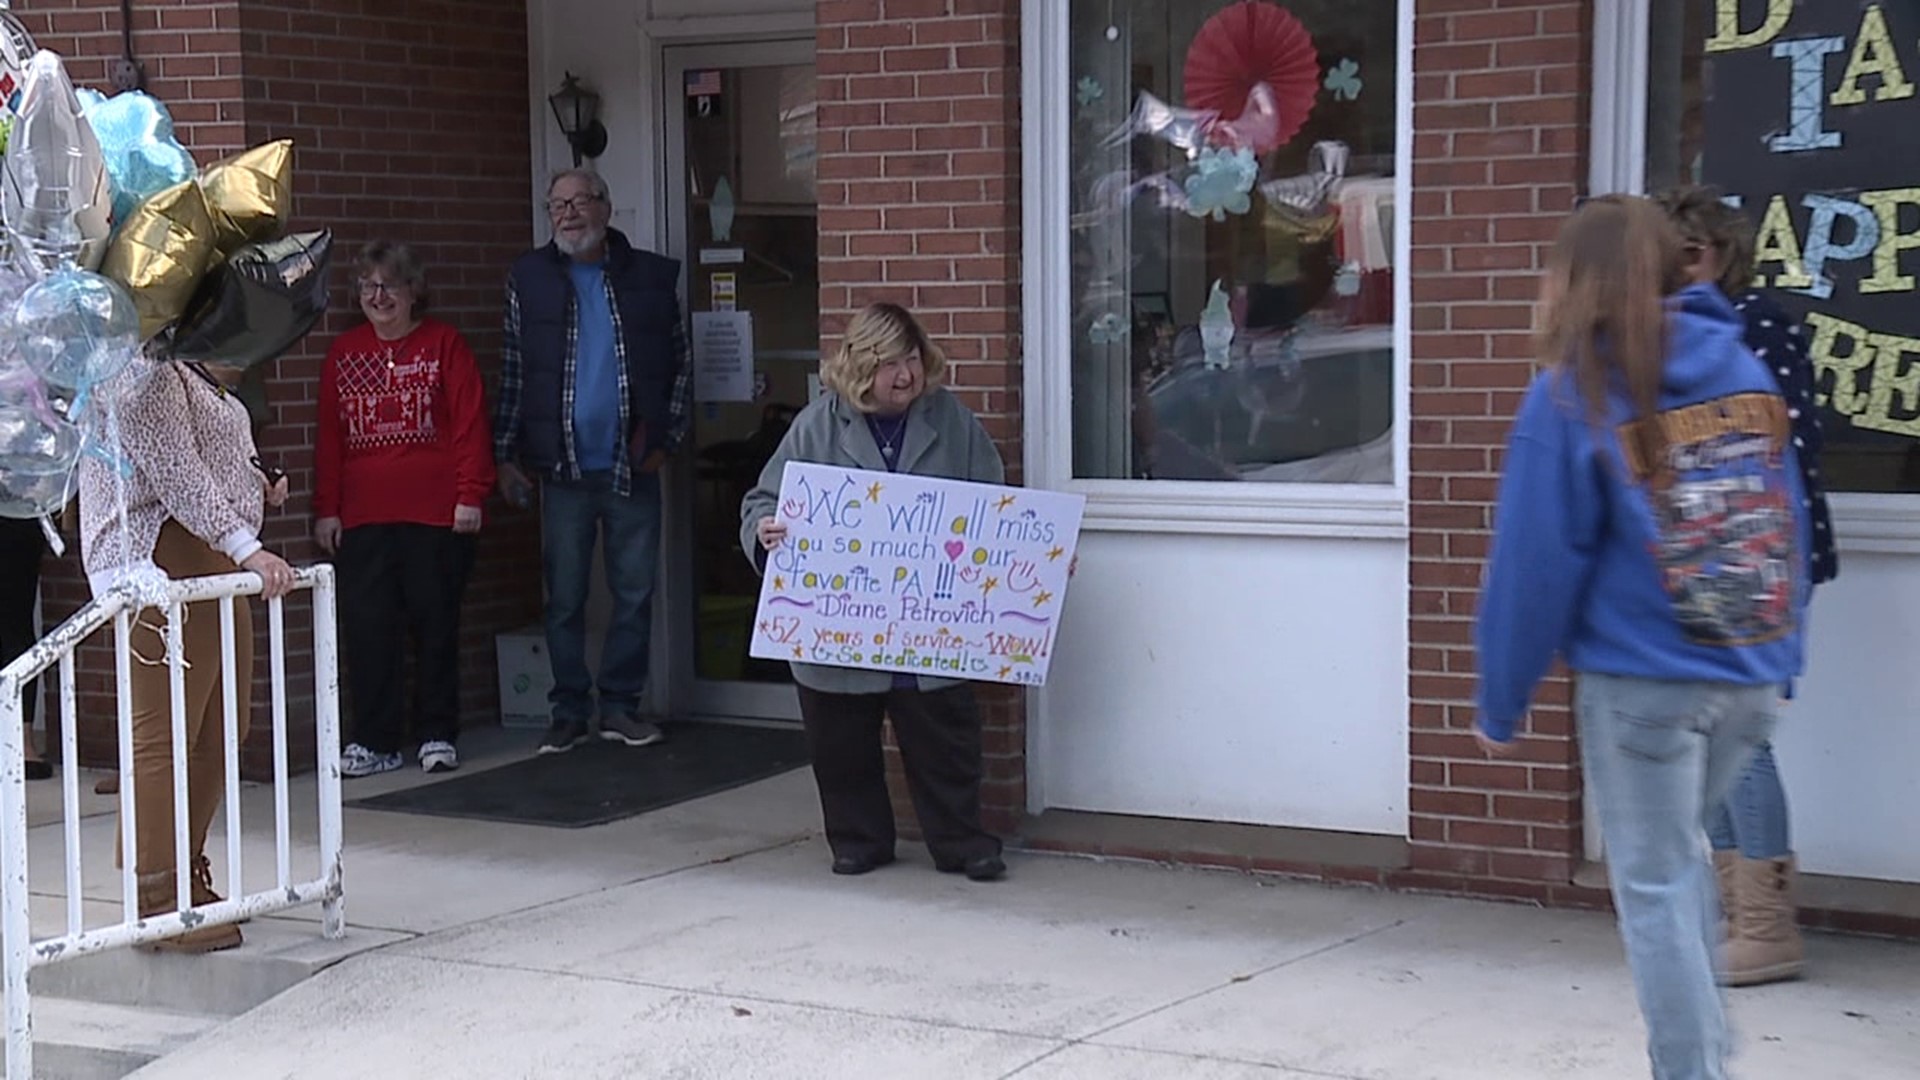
[1475,195,1810,1080]
[1658,186,1833,988]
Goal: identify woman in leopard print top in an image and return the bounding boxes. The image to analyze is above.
[77,359,295,953]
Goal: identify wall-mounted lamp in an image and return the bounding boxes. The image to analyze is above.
[548,72,608,167]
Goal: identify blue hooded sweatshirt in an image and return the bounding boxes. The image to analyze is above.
[1474,284,1810,743]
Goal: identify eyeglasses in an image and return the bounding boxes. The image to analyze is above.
[545,194,604,216]
[357,279,406,297]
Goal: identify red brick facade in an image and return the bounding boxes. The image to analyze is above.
[1404,0,1593,903]
[21,0,1908,929]
[20,0,538,775]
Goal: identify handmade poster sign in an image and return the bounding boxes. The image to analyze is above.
[749,462,1086,686]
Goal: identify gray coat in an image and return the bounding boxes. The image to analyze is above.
[739,387,1006,694]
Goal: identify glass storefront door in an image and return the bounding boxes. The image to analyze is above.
[662,39,817,722]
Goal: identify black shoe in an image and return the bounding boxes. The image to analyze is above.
[23,758,51,781]
[830,852,896,876]
[536,719,589,755]
[937,854,1007,882]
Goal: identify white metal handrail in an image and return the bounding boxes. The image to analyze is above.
[0,564,344,1079]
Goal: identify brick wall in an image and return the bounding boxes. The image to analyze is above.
[237,0,539,770]
[1404,0,1594,901]
[21,0,538,774]
[814,0,1025,833]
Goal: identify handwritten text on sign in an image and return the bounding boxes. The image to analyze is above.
[750,462,1086,686]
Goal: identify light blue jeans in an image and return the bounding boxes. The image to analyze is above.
[1707,742,1791,859]
[1577,673,1778,1080]
[540,470,662,725]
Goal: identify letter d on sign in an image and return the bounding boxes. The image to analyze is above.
[1706,0,1791,53]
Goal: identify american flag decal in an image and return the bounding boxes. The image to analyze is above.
[685,70,722,97]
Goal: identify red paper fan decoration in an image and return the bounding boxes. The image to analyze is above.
[1183,0,1321,154]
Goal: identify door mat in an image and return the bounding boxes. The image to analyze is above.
[348,723,811,828]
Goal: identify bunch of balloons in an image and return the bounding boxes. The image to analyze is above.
[0,14,332,528]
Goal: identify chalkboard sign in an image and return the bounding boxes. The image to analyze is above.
[1695,0,1920,492]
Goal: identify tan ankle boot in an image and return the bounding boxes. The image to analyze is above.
[1720,855,1804,987]
[138,872,243,954]
[190,855,251,925]
[1712,849,1740,940]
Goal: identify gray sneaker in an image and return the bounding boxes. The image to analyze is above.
[599,714,664,747]
[537,718,590,755]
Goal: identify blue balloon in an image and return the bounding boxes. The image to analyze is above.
[80,90,196,226]
[11,270,140,392]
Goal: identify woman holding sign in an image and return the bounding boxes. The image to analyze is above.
[741,303,1008,882]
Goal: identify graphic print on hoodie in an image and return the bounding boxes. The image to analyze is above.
[1473,283,1810,743]
[1617,390,1797,647]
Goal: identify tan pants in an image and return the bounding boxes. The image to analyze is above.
[118,521,254,878]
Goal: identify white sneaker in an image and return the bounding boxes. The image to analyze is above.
[418,740,459,774]
[341,743,404,778]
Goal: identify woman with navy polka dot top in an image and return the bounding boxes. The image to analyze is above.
[1658,186,1833,990]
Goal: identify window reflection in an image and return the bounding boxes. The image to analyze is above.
[1068,0,1399,483]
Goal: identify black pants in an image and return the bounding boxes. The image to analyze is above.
[794,683,1001,866]
[336,523,475,754]
[0,518,43,726]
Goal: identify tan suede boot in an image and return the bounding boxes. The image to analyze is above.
[190,855,250,924]
[1720,855,1804,987]
[138,871,243,954]
[1712,849,1740,941]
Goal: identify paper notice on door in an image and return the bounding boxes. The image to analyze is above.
[692,310,754,402]
[710,272,737,311]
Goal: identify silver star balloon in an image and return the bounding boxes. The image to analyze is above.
[3,50,113,277]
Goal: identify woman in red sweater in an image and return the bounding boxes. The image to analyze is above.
[315,242,495,776]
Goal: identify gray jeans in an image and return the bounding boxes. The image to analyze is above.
[1577,673,1778,1080]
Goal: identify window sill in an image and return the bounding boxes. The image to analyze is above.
[1833,493,1920,556]
[1074,481,1407,539]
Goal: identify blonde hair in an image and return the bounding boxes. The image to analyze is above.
[819,303,947,411]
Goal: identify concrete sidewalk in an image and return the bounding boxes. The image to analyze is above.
[34,730,1905,1080]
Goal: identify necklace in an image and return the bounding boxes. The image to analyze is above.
[868,409,909,463]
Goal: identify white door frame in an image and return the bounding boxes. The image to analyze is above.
[659,36,815,723]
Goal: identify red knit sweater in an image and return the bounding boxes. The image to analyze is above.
[314,318,495,530]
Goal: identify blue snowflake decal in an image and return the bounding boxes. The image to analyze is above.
[1183,146,1258,222]
[1088,313,1128,345]
[1326,59,1363,102]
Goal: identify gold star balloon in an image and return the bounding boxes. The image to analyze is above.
[198,139,292,254]
[98,178,217,341]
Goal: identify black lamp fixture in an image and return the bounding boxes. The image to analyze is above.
[548,72,608,166]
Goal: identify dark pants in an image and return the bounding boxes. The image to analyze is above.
[0,518,43,726]
[540,471,661,724]
[794,683,1001,866]
[336,523,476,754]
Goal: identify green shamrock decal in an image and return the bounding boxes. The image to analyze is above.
[1326,59,1363,102]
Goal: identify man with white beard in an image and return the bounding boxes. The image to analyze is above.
[494,168,691,755]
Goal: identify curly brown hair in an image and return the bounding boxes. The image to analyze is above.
[1653,184,1756,298]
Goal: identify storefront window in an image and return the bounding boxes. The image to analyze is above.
[1066,0,1398,483]
[1647,0,1920,494]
